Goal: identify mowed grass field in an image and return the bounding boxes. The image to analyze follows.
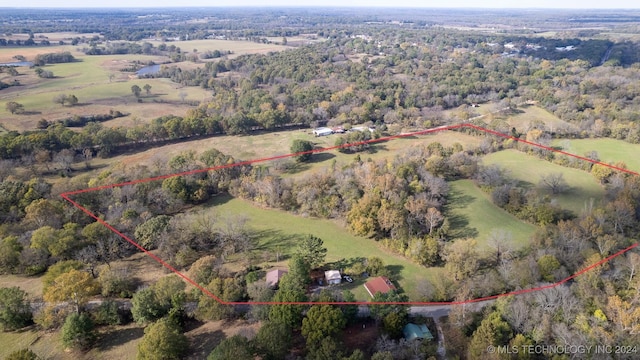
[552,138,640,173]
[0,55,208,131]
[194,195,444,301]
[146,39,289,57]
[0,39,290,131]
[505,105,571,131]
[482,149,605,214]
[445,179,537,250]
[83,129,482,181]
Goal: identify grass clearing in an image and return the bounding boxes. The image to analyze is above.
[93,129,481,179]
[0,40,289,131]
[485,105,572,133]
[0,274,44,298]
[552,138,640,173]
[445,179,537,250]
[184,320,261,360]
[0,44,80,63]
[146,39,289,58]
[0,327,67,360]
[193,195,443,301]
[482,149,605,214]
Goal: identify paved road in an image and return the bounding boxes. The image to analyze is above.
[407,299,495,318]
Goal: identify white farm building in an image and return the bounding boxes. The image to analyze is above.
[313,127,333,136]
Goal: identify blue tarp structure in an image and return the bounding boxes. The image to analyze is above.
[403,323,434,341]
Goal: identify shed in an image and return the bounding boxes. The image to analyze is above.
[313,127,333,136]
[363,276,396,298]
[324,270,342,285]
[403,323,434,341]
[266,269,288,287]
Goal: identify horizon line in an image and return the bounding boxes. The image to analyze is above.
[2,6,640,10]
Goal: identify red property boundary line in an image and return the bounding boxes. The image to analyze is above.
[60,124,639,306]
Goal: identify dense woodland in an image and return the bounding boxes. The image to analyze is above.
[1,7,640,360]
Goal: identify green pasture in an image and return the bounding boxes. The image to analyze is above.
[146,39,289,55]
[505,105,571,132]
[552,138,640,173]
[282,130,483,177]
[482,149,605,214]
[195,195,444,301]
[445,179,537,250]
[0,329,65,360]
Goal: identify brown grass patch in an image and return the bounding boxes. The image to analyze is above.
[184,319,261,360]
[0,45,80,63]
[342,318,380,356]
[0,274,44,298]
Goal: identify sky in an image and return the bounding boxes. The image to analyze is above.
[8,0,640,9]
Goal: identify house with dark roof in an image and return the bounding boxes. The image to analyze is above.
[266,269,288,287]
[403,323,434,341]
[363,276,396,298]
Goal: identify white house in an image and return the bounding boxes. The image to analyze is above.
[324,270,342,285]
[313,127,333,137]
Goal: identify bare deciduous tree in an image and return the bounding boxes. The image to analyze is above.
[54,149,75,174]
[539,172,569,194]
[487,229,514,266]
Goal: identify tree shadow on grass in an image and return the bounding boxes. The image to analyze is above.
[284,152,336,175]
[186,329,226,360]
[366,144,387,154]
[444,187,479,239]
[253,229,298,248]
[387,264,404,282]
[330,257,367,272]
[97,326,145,352]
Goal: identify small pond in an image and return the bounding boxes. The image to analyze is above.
[0,61,34,67]
[135,64,161,75]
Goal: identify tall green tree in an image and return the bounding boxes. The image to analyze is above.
[467,311,512,360]
[137,317,188,360]
[290,139,314,162]
[0,287,32,331]
[134,215,171,249]
[131,288,166,324]
[0,236,22,274]
[268,288,307,330]
[207,335,253,360]
[301,305,347,346]
[255,321,291,360]
[294,234,327,269]
[131,85,142,98]
[61,312,96,350]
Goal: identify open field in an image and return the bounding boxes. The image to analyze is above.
[0,327,68,360]
[0,55,208,131]
[183,319,261,360]
[552,138,640,173]
[194,195,444,301]
[79,129,483,179]
[481,104,572,133]
[146,39,290,58]
[445,179,537,250]
[482,149,605,214]
[506,105,572,132]
[42,128,484,188]
[0,44,81,63]
[1,39,292,131]
[0,274,44,298]
[0,319,259,360]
